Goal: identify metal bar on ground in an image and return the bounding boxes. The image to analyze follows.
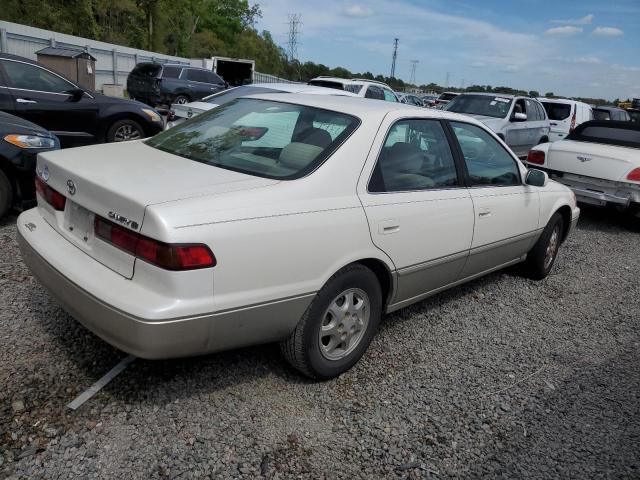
[67,355,136,410]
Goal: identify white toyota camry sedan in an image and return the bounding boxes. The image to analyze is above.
[18,94,580,379]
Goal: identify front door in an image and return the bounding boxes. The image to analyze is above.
[0,58,98,145]
[449,120,541,277]
[358,117,474,308]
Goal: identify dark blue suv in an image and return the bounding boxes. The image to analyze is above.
[127,63,227,108]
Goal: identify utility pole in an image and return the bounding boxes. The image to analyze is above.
[445,71,450,89]
[390,38,398,79]
[409,60,418,85]
[287,14,302,79]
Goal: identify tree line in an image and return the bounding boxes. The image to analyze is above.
[2,1,614,103]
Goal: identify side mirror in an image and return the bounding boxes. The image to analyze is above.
[525,168,548,187]
[68,88,85,101]
[511,112,527,122]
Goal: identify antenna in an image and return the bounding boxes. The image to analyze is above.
[390,38,399,78]
[287,14,302,78]
[409,60,418,85]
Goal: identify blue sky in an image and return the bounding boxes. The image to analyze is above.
[257,0,640,100]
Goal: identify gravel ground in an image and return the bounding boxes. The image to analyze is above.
[1,206,638,479]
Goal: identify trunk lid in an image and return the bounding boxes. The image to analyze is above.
[36,141,278,278]
[171,102,215,120]
[546,140,639,181]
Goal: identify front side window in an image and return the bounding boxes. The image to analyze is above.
[369,119,458,192]
[445,94,512,118]
[365,86,385,100]
[146,98,359,180]
[3,60,75,93]
[383,89,398,102]
[450,121,520,187]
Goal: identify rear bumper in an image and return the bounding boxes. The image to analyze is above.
[17,208,312,359]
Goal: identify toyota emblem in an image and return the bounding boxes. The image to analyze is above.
[66,180,76,196]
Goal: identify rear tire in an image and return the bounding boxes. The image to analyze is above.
[523,212,564,280]
[0,169,13,219]
[280,264,382,380]
[173,95,190,105]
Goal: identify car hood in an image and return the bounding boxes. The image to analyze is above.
[469,115,505,130]
[0,110,50,134]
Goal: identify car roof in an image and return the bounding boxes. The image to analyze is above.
[241,92,485,124]
[310,77,392,88]
[460,92,516,99]
[593,105,626,112]
[248,83,358,96]
[0,53,41,66]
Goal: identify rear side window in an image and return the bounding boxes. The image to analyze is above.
[161,66,181,78]
[450,121,520,186]
[542,102,571,121]
[593,109,611,121]
[184,69,209,82]
[344,84,363,94]
[535,102,546,120]
[369,119,458,192]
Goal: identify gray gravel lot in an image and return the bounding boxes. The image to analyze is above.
[1,206,639,479]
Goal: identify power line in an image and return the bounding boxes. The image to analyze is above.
[390,38,398,79]
[409,60,418,85]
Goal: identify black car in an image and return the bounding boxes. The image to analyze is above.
[127,63,226,107]
[0,111,60,218]
[592,106,631,122]
[0,54,164,148]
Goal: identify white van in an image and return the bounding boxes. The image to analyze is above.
[538,98,593,142]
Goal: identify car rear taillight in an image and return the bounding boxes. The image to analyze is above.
[627,167,640,182]
[527,150,545,165]
[94,216,216,270]
[35,177,66,211]
[570,110,577,131]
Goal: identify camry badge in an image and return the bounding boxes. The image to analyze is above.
[577,156,592,163]
[108,211,139,230]
[66,180,76,196]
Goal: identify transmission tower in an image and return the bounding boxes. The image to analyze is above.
[286,14,302,78]
[409,60,419,85]
[390,38,399,78]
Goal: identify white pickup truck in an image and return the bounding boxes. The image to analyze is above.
[526,120,640,222]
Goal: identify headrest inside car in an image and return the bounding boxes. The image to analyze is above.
[279,142,324,170]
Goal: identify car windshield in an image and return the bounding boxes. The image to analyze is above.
[445,94,512,118]
[203,86,285,105]
[146,98,359,180]
[542,102,571,121]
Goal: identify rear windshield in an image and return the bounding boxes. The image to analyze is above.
[440,93,458,101]
[131,63,162,78]
[542,102,572,120]
[146,98,360,180]
[308,80,345,91]
[445,94,512,118]
[203,86,285,105]
[567,121,640,148]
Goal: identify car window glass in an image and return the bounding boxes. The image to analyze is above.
[383,89,398,102]
[513,99,526,118]
[451,121,520,187]
[369,119,458,192]
[3,60,74,93]
[525,100,536,121]
[365,86,385,100]
[312,111,352,140]
[161,66,181,78]
[146,99,359,180]
[593,109,610,121]
[203,71,221,84]
[535,102,545,121]
[542,102,571,121]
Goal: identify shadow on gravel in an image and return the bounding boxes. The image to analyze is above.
[466,342,640,479]
[576,204,640,233]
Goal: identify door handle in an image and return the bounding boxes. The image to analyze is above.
[550,122,557,126]
[378,220,400,234]
[478,208,491,218]
[16,98,37,104]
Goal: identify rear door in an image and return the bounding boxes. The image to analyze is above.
[358,116,474,307]
[0,58,99,143]
[543,101,573,142]
[449,120,540,277]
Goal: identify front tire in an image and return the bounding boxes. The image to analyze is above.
[523,212,564,280]
[0,169,13,219]
[280,264,382,380]
[107,119,144,142]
